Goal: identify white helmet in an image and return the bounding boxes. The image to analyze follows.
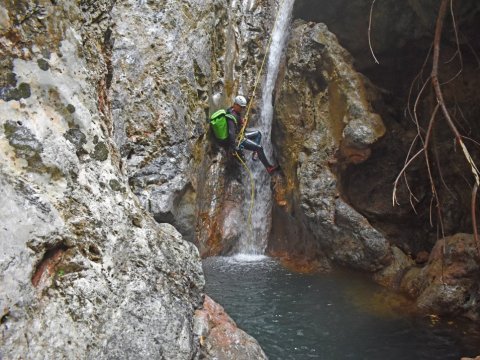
[234,95,247,107]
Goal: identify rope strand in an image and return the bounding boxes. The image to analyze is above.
[233,1,285,240]
[236,0,285,146]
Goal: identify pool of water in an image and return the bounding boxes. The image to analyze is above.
[203,255,480,360]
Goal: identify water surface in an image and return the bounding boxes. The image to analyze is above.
[203,255,480,360]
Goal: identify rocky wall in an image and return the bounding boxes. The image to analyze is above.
[0,1,205,358]
[109,0,278,256]
[270,20,391,272]
[280,0,480,321]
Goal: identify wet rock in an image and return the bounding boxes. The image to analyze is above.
[330,199,392,271]
[374,246,414,288]
[110,0,277,253]
[194,151,245,256]
[271,20,390,272]
[194,295,268,360]
[401,234,480,319]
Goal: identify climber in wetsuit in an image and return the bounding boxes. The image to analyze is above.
[226,95,279,175]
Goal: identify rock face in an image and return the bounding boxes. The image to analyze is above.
[194,295,268,360]
[110,0,220,243]
[289,1,480,254]
[274,1,480,322]
[269,20,390,272]
[0,1,204,359]
[1,0,276,358]
[110,0,277,253]
[400,234,480,320]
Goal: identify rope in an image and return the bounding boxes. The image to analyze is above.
[236,0,284,146]
[232,1,284,240]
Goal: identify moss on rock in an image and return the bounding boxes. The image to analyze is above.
[37,58,50,71]
[109,179,125,192]
[92,141,109,161]
[3,82,31,101]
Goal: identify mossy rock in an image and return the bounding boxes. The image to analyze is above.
[109,179,125,192]
[4,120,43,154]
[92,141,109,161]
[37,58,50,71]
[3,83,31,101]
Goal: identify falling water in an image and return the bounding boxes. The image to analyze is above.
[237,0,295,255]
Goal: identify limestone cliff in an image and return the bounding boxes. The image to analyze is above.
[110,0,277,256]
[0,0,267,358]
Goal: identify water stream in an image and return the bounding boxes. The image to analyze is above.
[238,0,295,255]
[204,256,480,360]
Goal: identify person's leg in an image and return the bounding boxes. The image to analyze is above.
[244,130,262,144]
[241,139,272,170]
[244,130,261,161]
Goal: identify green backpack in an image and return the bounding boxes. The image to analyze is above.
[209,109,237,140]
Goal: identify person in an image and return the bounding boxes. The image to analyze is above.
[224,95,279,175]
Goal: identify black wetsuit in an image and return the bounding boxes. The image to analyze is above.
[226,107,273,170]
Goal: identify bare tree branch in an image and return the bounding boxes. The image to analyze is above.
[368,0,380,64]
[472,183,480,256]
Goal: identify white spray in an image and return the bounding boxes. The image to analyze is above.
[237,0,295,255]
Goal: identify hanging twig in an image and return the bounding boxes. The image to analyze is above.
[441,0,463,85]
[406,45,433,126]
[431,0,480,186]
[393,148,424,205]
[472,183,480,256]
[368,0,380,64]
[394,0,478,223]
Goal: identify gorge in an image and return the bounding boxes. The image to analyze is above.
[1,0,480,359]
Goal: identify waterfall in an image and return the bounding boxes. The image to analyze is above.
[236,0,295,256]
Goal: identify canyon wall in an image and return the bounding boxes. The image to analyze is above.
[0,0,267,358]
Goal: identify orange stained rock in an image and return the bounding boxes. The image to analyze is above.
[202,295,236,328]
[340,145,372,164]
[31,247,66,287]
[197,212,224,258]
[270,250,328,274]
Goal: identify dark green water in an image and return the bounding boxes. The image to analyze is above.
[203,255,480,360]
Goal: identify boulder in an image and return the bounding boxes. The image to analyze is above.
[401,233,480,319]
[194,295,268,360]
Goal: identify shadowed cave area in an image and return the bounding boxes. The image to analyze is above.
[283,0,480,256]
